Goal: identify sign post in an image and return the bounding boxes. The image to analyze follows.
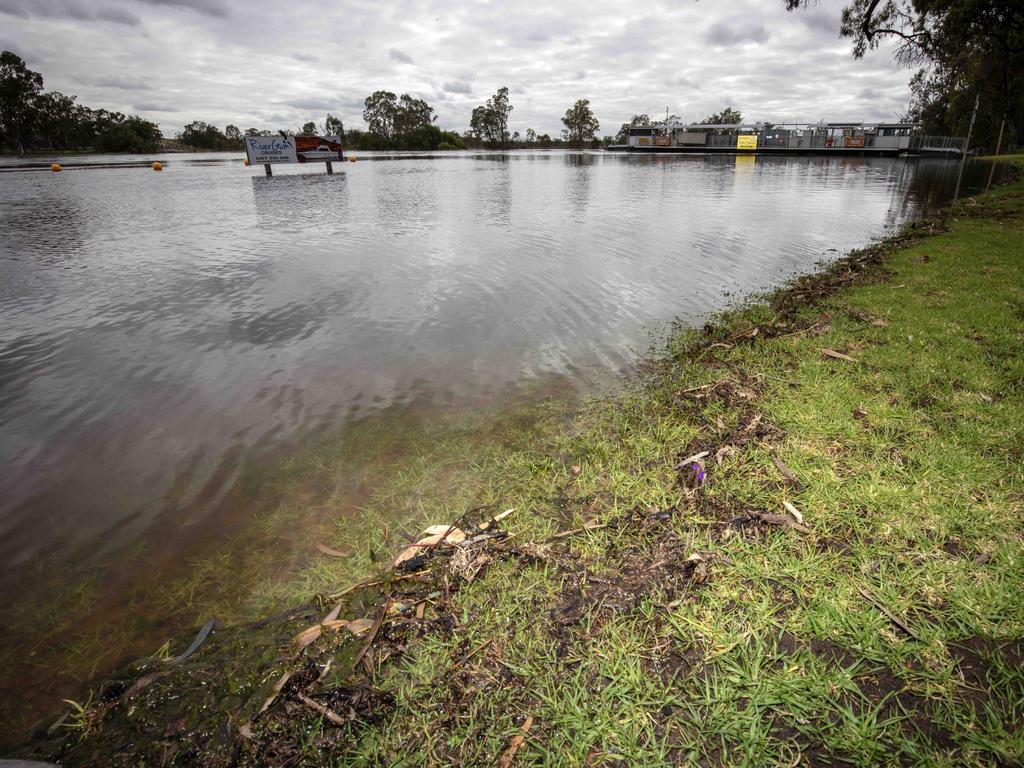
[736,134,758,151]
[244,135,344,176]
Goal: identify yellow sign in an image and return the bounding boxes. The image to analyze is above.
[736,134,758,150]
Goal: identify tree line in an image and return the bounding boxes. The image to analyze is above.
[143,87,606,152]
[0,57,607,154]
[0,51,161,154]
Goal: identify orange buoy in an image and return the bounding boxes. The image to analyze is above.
[151,161,163,171]
[51,163,62,172]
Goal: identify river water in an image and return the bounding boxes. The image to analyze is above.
[0,150,999,726]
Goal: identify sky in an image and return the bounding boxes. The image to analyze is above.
[0,0,914,138]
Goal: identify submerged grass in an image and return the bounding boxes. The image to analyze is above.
[10,164,1024,766]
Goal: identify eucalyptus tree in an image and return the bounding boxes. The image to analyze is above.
[561,99,600,148]
[470,86,513,147]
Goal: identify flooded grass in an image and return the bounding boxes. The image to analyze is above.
[0,379,581,741]
[8,164,1024,765]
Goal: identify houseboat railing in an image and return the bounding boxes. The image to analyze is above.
[909,135,968,152]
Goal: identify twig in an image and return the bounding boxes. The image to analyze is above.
[549,522,608,540]
[296,693,348,727]
[679,382,716,394]
[478,508,515,531]
[772,456,800,485]
[351,596,391,674]
[676,450,710,467]
[327,570,427,599]
[857,585,922,641]
[775,321,821,339]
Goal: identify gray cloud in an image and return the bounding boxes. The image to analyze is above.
[389,48,413,64]
[133,102,178,111]
[87,75,150,90]
[0,38,41,62]
[282,97,339,110]
[705,20,769,46]
[4,0,913,137]
[442,80,472,94]
[0,0,141,26]
[135,0,229,16]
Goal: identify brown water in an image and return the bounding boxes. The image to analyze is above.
[0,150,1000,730]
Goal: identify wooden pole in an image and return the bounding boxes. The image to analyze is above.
[264,163,272,177]
[985,118,1006,192]
[326,161,333,175]
[953,94,979,200]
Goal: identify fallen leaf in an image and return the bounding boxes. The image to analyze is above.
[316,542,348,558]
[821,348,858,363]
[322,601,343,623]
[676,450,710,467]
[852,408,868,420]
[293,618,374,647]
[772,456,799,484]
[392,526,466,567]
[293,624,325,648]
[498,715,534,768]
[418,525,467,543]
[256,671,293,718]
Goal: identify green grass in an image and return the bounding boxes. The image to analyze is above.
[11,167,1024,766]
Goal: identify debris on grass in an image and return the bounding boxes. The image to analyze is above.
[856,585,923,642]
[821,347,858,363]
[315,542,348,558]
[782,500,804,526]
[497,714,533,767]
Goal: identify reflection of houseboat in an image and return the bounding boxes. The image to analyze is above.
[608,121,964,157]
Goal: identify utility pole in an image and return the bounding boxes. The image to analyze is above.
[953,94,979,200]
[985,118,1006,192]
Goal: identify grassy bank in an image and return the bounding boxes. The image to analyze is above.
[14,166,1024,767]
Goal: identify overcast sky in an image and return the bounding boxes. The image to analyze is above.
[1,0,913,137]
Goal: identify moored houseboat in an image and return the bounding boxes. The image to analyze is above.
[607,121,964,157]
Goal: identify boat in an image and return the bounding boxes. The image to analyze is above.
[607,121,966,158]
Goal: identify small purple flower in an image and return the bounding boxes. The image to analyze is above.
[692,463,706,483]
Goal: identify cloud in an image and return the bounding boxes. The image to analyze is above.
[389,48,413,64]
[442,80,472,94]
[87,75,150,90]
[705,20,769,46]
[1,0,913,136]
[132,102,178,111]
[666,76,700,90]
[0,37,41,62]
[282,96,339,110]
[135,0,229,16]
[0,0,140,26]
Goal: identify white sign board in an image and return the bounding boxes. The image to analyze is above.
[245,136,298,164]
[244,135,344,165]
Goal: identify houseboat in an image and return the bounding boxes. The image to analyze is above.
[607,121,961,157]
